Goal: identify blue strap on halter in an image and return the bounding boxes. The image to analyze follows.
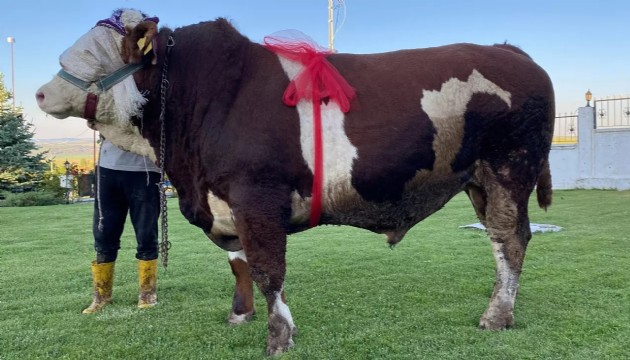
[57,61,146,92]
[57,69,92,91]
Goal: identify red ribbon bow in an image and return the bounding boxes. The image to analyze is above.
[264,35,356,227]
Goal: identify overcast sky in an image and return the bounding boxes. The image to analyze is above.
[0,0,628,139]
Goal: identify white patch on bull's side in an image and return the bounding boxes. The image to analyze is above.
[272,287,295,329]
[277,57,359,209]
[421,69,511,118]
[208,191,238,238]
[289,190,311,225]
[228,250,247,262]
[419,69,512,173]
[207,190,313,235]
[491,241,519,307]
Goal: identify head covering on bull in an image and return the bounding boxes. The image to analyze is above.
[39,9,157,138]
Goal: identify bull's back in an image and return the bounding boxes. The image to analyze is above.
[316,44,553,230]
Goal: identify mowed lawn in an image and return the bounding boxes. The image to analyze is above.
[1,190,629,359]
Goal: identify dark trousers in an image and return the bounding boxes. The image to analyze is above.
[93,167,160,263]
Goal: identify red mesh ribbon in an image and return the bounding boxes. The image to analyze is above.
[264,34,355,227]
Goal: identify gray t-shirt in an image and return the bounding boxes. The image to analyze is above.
[98,139,160,172]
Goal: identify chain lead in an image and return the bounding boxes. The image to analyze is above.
[158,35,175,269]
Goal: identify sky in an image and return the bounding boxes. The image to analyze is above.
[0,0,628,139]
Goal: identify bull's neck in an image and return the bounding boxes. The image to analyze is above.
[134,21,249,175]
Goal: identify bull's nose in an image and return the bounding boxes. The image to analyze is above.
[35,91,45,106]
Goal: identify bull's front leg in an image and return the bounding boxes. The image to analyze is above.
[227,250,256,324]
[230,186,296,355]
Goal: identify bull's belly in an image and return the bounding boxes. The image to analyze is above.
[320,175,467,234]
[205,174,467,242]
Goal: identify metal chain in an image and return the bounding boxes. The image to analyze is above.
[158,35,175,269]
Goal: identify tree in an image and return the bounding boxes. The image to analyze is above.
[0,73,48,192]
[0,73,10,113]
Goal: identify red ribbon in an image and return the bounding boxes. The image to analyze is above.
[264,36,355,227]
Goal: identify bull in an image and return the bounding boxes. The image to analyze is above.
[36,9,554,355]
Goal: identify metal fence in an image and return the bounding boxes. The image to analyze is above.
[77,173,95,197]
[594,96,630,128]
[553,113,578,144]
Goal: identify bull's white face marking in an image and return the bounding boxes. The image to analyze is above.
[39,26,146,124]
[277,57,360,209]
[491,241,519,307]
[37,10,150,156]
[36,76,84,118]
[420,69,512,173]
[228,250,247,262]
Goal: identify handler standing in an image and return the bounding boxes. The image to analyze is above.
[83,139,161,313]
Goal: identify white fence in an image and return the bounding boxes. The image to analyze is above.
[549,106,630,190]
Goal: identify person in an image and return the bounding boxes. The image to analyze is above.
[82,138,161,313]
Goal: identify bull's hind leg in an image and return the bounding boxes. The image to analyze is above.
[227,250,256,325]
[474,174,534,330]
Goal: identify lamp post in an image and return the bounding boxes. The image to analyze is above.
[328,0,334,51]
[64,160,71,204]
[6,37,15,111]
[585,90,592,107]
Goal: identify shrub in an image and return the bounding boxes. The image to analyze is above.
[38,173,67,199]
[0,191,64,207]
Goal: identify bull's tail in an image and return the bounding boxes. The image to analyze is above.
[536,158,552,211]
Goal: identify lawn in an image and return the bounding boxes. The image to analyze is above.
[1,190,629,359]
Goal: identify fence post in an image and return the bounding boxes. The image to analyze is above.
[577,106,595,180]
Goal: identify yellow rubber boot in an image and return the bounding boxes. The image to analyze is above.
[82,261,115,314]
[138,259,158,309]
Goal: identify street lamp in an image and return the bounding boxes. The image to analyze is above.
[585,90,592,107]
[64,160,71,204]
[6,37,15,111]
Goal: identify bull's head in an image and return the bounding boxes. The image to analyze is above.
[36,9,159,158]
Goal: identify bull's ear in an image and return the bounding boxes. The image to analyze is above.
[121,21,158,65]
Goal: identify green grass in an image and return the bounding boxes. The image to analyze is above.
[1,190,629,359]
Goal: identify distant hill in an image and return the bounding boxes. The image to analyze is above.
[34,138,96,158]
[34,138,97,170]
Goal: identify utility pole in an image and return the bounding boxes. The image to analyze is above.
[328,0,334,51]
[6,37,15,111]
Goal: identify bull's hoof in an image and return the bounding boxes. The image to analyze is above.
[266,312,296,356]
[479,309,514,330]
[227,310,254,325]
[266,338,294,356]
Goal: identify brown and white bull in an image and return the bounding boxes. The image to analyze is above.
[37,9,554,355]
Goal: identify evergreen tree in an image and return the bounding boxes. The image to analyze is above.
[0,73,47,192]
[0,73,10,112]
